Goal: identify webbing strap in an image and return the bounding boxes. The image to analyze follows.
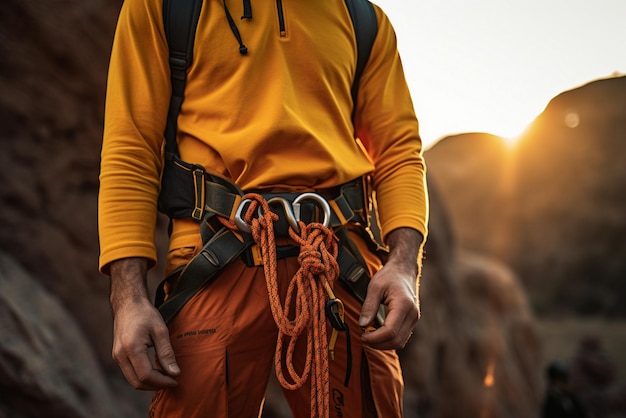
[205,181,241,219]
[329,182,367,227]
[158,227,252,323]
[335,228,386,326]
[163,0,203,157]
[344,0,378,121]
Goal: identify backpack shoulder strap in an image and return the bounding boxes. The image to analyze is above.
[163,0,204,157]
[344,0,378,117]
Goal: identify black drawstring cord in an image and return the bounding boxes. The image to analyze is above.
[242,0,252,19]
[343,322,352,387]
[223,0,248,55]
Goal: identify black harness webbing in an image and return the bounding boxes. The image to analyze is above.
[157,227,251,323]
[344,0,378,122]
[162,0,203,157]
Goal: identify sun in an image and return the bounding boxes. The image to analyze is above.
[498,120,534,149]
[500,132,524,149]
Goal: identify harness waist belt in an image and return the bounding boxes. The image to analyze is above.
[158,154,369,228]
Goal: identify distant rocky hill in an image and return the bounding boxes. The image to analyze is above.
[425,76,626,317]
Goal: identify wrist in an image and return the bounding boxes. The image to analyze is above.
[109,257,151,312]
[385,227,423,277]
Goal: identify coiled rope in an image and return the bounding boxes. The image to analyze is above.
[223,193,342,418]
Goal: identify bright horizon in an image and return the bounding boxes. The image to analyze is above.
[373,0,626,148]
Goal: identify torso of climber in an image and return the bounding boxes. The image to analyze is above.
[99,0,427,274]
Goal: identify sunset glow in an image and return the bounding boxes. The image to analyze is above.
[483,360,496,387]
[373,0,626,148]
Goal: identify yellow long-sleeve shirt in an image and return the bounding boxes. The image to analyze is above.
[99,0,428,273]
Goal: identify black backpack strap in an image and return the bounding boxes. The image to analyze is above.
[163,0,204,157]
[344,0,378,120]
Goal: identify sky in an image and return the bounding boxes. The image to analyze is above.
[372,0,626,148]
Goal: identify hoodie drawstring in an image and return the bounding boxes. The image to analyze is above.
[242,0,252,19]
[223,0,250,55]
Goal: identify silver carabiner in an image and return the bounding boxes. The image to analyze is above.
[292,193,331,228]
[234,196,301,233]
[234,193,331,234]
[265,197,300,233]
[234,198,253,233]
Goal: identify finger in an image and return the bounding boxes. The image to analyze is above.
[115,352,142,388]
[115,352,165,391]
[358,282,384,329]
[361,306,417,350]
[360,311,404,348]
[361,323,412,350]
[127,348,179,390]
[113,337,178,390]
[153,322,181,377]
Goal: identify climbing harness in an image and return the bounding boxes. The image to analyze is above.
[154,182,371,416]
[155,172,386,323]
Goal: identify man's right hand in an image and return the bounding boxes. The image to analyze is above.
[109,258,181,390]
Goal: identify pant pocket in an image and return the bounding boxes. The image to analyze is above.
[362,346,404,418]
[149,343,229,418]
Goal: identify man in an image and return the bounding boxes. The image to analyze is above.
[99,0,428,416]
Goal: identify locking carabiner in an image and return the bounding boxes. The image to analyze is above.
[292,192,331,228]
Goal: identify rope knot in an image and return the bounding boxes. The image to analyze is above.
[297,248,325,275]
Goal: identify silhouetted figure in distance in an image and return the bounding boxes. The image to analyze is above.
[542,361,588,418]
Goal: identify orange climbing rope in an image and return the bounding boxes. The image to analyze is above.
[225,193,342,418]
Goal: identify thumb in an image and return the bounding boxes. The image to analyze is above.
[153,323,180,376]
[359,284,382,328]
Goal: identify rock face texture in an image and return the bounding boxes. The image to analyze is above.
[0,0,548,417]
[0,253,138,418]
[0,0,118,366]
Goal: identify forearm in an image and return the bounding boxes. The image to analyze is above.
[109,257,151,313]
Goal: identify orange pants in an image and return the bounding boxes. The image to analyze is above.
[150,235,404,418]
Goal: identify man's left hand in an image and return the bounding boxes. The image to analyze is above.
[358,227,423,350]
